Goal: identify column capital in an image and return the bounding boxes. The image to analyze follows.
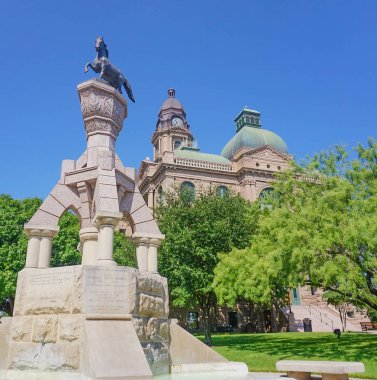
[132,236,150,246]
[79,227,99,242]
[149,238,163,248]
[132,232,165,242]
[24,224,59,238]
[93,212,122,228]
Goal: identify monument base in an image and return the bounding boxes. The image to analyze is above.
[3,265,170,379]
[0,265,240,379]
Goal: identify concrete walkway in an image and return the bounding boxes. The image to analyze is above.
[251,372,370,380]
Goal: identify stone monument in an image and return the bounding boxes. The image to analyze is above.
[0,79,247,379]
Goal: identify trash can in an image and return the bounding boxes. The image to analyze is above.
[303,318,312,332]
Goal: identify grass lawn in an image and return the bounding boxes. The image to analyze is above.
[198,332,377,379]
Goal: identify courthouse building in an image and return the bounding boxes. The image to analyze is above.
[138,89,291,208]
[137,89,366,332]
[137,89,293,332]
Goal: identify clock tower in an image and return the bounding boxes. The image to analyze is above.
[151,88,194,161]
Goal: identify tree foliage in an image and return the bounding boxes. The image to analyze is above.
[214,139,377,314]
[113,231,136,267]
[0,195,42,313]
[155,189,257,344]
[51,211,81,267]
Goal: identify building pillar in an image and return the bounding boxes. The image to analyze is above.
[79,227,98,265]
[94,212,122,266]
[241,179,254,201]
[250,180,257,201]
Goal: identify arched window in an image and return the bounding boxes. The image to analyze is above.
[173,140,181,150]
[259,187,275,209]
[180,181,196,201]
[157,186,164,204]
[216,185,229,197]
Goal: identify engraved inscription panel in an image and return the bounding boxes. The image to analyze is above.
[83,267,130,314]
[16,267,77,315]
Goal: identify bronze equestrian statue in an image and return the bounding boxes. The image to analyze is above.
[84,37,135,103]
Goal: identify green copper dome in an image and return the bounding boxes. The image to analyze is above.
[221,108,288,160]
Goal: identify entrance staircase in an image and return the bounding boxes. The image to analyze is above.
[290,288,370,332]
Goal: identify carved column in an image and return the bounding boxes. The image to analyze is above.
[148,238,162,273]
[79,227,98,265]
[94,212,122,266]
[133,236,149,272]
[38,230,59,268]
[132,233,165,273]
[24,226,59,269]
[25,230,41,268]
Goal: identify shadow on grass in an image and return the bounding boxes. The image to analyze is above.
[210,332,377,362]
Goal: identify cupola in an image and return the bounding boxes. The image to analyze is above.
[221,107,288,160]
[235,107,261,131]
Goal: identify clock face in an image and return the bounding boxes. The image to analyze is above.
[172,117,183,127]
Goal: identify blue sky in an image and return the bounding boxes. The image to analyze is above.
[1,1,376,199]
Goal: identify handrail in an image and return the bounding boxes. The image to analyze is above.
[300,300,334,330]
[279,306,290,322]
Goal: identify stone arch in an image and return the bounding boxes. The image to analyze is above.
[119,190,161,235]
[62,205,82,225]
[24,184,84,269]
[258,186,276,210]
[257,186,274,199]
[28,184,82,228]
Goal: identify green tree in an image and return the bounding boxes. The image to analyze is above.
[214,140,377,317]
[322,291,353,332]
[113,231,136,267]
[0,195,42,314]
[155,189,257,345]
[51,211,81,267]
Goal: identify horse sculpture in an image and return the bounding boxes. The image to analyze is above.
[84,37,135,103]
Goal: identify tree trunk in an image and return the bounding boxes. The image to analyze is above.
[271,302,279,332]
[200,293,214,346]
[256,308,264,332]
[337,304,347,332]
